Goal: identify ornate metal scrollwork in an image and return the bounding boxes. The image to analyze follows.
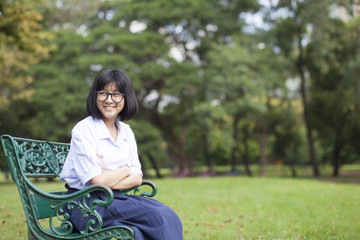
[1,135,154,239]
[15,141,51,175]
[46,142,69,174]
[50,193,104,235]
[10,139,70,176]
[1,137,40,236]
[44,142,60,176]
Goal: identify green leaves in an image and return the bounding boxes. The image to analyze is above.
[2,0,360,175]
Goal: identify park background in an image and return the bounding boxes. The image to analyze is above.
[0,0,360,239]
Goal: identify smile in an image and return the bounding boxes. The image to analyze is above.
[103,105,116,110]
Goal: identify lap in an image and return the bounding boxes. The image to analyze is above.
[67,188,183,240]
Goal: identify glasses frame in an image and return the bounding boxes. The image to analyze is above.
[96,90,125,103]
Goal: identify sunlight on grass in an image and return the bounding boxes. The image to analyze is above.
[0,177,359,239]
[155,177,360,240]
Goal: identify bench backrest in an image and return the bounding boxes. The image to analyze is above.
[1,135,70,221]
[1,135,69,180]
[1,134,155,239]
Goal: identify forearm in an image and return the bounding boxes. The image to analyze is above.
[91,166,130,188]
[111,174,143,190]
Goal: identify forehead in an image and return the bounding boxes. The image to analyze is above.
[102,83,119,91]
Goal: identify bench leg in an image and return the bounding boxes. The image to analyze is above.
[28,228,37,240]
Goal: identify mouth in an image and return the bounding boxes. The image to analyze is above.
[103,105,116,110]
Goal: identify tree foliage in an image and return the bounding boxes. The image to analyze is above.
[0,0,52,108]
[1,0,360,177]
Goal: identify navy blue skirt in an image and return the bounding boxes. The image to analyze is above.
[66,188,183,240]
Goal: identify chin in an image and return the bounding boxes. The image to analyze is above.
[103,113,118,120]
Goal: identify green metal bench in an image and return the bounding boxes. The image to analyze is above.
[1,134,157,240]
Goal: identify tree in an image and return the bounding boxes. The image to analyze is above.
[306,6,360,176]
[190,101,226,173]
[266,0,336,177]
[130,120,169,178]
[115,0,260,174]
[0,0,52,127]
[270,104,307,177]
[8,0,358,179]
[0,0,52,173]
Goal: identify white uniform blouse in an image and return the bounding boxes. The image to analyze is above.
[60,116,142,190]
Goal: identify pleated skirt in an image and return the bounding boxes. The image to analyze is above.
[66,188,183,240]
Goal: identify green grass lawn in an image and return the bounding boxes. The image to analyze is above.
[0,177,359,240]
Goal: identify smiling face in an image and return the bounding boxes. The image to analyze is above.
[96,83,125,124]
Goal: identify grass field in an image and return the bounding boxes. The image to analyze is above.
[0,176,359,240]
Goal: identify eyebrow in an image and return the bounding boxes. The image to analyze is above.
[99,89,121,92]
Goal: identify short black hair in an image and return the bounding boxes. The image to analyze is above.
[86,69,138,121]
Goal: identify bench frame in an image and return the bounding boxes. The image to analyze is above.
[1,134,157,240]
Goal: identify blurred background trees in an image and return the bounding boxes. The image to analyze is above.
[1,0,360,178]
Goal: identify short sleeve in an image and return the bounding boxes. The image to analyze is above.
[127,126,143,175]
[70,128,103,185]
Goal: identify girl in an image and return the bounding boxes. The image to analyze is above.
[60,69,183,240]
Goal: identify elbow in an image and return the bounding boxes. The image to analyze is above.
[91,175,106,185]
[91,176,117,189]
[135,174,143,186]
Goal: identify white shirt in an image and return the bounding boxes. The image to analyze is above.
[60,116,142,189]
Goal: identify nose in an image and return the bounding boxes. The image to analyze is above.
[105,94,115,103]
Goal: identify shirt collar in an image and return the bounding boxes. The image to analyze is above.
[93,117,121,140]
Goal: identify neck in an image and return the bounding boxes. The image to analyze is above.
[103,118,117,130]
[103,118,118,142]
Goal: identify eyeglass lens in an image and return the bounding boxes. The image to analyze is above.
[97,91,124,103]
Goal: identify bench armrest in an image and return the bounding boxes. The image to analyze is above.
[118,180,157,197]
[26,177,157,236]
[25,176,114,235]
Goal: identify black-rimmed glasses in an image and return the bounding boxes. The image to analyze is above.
[96,91,125,103]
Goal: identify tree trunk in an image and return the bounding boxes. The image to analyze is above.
[179,127,195,176]
[296,27,320,177]
[139,90,192,175]
[150,109,190,174]
[332,125,344,177]
[138,155,148,178]
[257,119,268,177]
[146,153,163,178]
[241,125,252,176]
[289,162,297,178]
[231,114,241,174]
[202,132,213,172]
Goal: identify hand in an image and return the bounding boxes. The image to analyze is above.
[120,165,131,175]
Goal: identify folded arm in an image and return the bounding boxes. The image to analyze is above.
[91,156,142,190]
